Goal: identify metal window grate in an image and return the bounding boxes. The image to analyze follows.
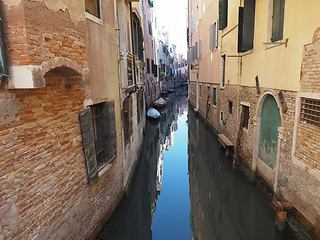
[300,98,320,127]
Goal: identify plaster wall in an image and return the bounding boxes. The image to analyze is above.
[222,0,320,91]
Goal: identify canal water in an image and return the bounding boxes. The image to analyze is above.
[96,88,296,240]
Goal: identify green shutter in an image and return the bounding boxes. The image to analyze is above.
[272,0,285,42]
[79,109,98,184]
[103,101,117,163]
[213,88,217,106]
[219,0,228,30]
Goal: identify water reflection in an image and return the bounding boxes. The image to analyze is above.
[97,88,188,240]
[188,109,295,240]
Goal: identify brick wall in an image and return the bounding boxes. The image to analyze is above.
[301,27,320,93]
[295,27,320,170]
[0,71,124,239]
[3,1,87,68]
[190,82,320,236]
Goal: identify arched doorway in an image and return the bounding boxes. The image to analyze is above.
[258,94,282,169]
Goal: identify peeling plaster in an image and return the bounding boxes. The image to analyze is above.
[2,0,85,25]
[1,0,22,7]
[0,93,20,126]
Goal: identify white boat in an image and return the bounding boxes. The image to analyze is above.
[153,98,167,109]
[147,108,161,119]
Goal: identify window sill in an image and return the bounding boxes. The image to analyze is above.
[98,162,113,178]
[121,84,136,93]
[85,12,103,26]
[264,38,288,50]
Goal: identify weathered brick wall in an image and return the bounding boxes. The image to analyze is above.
[191,82,320,236]
[301,27,320,93]
[295,122,320,170]
[295,27,320,170]
[196,83,220,131]
[3,1,87,67]
[218,85,258,165]
[0,72,124,239]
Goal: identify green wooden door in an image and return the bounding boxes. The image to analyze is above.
[258,95,281,169]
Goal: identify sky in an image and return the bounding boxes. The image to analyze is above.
[156,0,188,57]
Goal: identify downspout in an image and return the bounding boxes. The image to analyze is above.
[129,2,137,91]
[0,13,9,83]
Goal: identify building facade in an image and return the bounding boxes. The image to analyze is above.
[188,0,320,237]
[0,0,147,239]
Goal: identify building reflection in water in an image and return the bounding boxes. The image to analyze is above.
[98,89,188,240]
[188,108,295,240]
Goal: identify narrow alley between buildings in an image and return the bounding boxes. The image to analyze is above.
[96,88,296,240]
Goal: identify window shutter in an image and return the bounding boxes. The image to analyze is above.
[238,0,256,52]
[151,60,154,74]
[219,0,228,30]
[147,58,150,73]
[199,40,202,58]
[138,26,143,60]
[79,109,98,184]
[213,88,217,105]
[271,0,285,42]
[214,22,218,49]
[85,0,100,19]
[103,101,117,163]
[0,16,8,81]
[210,23,217,50]
[154,64,158,77]
[210,24,214,50]
[195,41,199,59]
[238,7,244,52]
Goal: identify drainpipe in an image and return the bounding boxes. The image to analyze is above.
[0,12,9,83]
[129,2,137,91]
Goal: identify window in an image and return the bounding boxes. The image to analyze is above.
[147,58,150,73]
[229,101,233,114]
[127,58,133,86]
[151,60,155,74]
[210,21,218,50]
[123,96,133,145]
[242,105,250,129]
[199,84,202,98]
[154,63,158,77]
[85,0,101,19]
[0,16,8,82]
[220,111,224,122]
[198,40,202,58]
[195,41,199,60]
[300,98,320,127]
[221,55,226,88]
[92,103,105,168]
[148,21,153,36]
[271,0,285,42]
[79,101,117,183]
[219,0,228,30]
[132,14,144,61]
[238,0,256,52]
[213,87,217,106]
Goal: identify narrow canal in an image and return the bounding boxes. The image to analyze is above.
[97,88,296,240]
